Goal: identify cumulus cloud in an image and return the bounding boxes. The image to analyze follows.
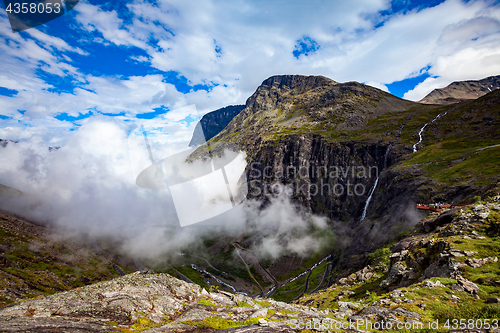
[244,195,330,259]
[0,118,329,261]
[365,81,389,92]
[78,0,500,95]
[1,0,500,137]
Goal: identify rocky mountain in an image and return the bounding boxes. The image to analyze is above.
[0,271,331,332]
[199,74,499,226]
[0,197,498,332]
[297,197,500,327]
[419,75,500,105]
[189,105,245,147]
[203,75,417,153]
[184,75,500,301]
[1,74,499,332]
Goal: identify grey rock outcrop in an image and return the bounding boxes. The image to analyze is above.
[0,272,331,332]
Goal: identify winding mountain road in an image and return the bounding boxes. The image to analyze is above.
[91,238,126,276]
[233,243,279,298]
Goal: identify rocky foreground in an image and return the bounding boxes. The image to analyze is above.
[0,271,334,332]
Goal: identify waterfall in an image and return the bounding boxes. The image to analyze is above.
[412,123,428,153]
[412,112,447,153]
[360,176,379,221]
[360,145,391,221]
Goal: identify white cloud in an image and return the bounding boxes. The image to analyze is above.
[403,76,451,101]
[2,0,500,263]
[70,0,500,102]
[365,81,389,92]
[0,118,329,260]
[26,29,87,55]
[75,2,150,50]
[1,0,500,140]
[405,46,500,101]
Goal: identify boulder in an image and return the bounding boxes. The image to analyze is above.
[424,280,445,288]
[391,238,413,253]
[249,308,268,319]
[472,205,490,219]
[456,275,479,294]
[466,257,498,268]
[424,255,461,279]
[380,262,408,287]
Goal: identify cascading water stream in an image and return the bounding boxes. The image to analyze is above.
[412,112,447,153]
[360,176,379,221]
[361,112,448,221]
[360,145,391,221]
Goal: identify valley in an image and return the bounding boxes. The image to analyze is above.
[0,74,499,332]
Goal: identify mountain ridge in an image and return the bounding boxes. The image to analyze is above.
[1,74,499,332]
[419,75,500,105]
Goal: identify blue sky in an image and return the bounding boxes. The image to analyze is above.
[1,0,500,144]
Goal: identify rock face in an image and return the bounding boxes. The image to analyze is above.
[419,75,500,105]
[296,197,500,333]
[189,105,245,147]
[0,272,331,332]
[203,75,421,237]
[374,201,500,290]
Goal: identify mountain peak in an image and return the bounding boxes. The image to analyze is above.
[260,74,337,92]
[195,75,417,159]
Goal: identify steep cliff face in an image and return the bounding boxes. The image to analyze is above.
[189,105,245,147]
[247,135,393,220]
[419,75,500,105]
[206,77,416,212]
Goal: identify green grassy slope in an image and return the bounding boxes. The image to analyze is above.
[0,210,134,307]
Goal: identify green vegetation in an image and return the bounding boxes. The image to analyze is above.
[435,302,500,321]
[185,317,259,330]
[367,246,391,266]
[126,313,171,332]
[235,300,253,308]
[254,299,272,308]
[295,198,500,333]
[197,298,217,307]
[0,212,134,307]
